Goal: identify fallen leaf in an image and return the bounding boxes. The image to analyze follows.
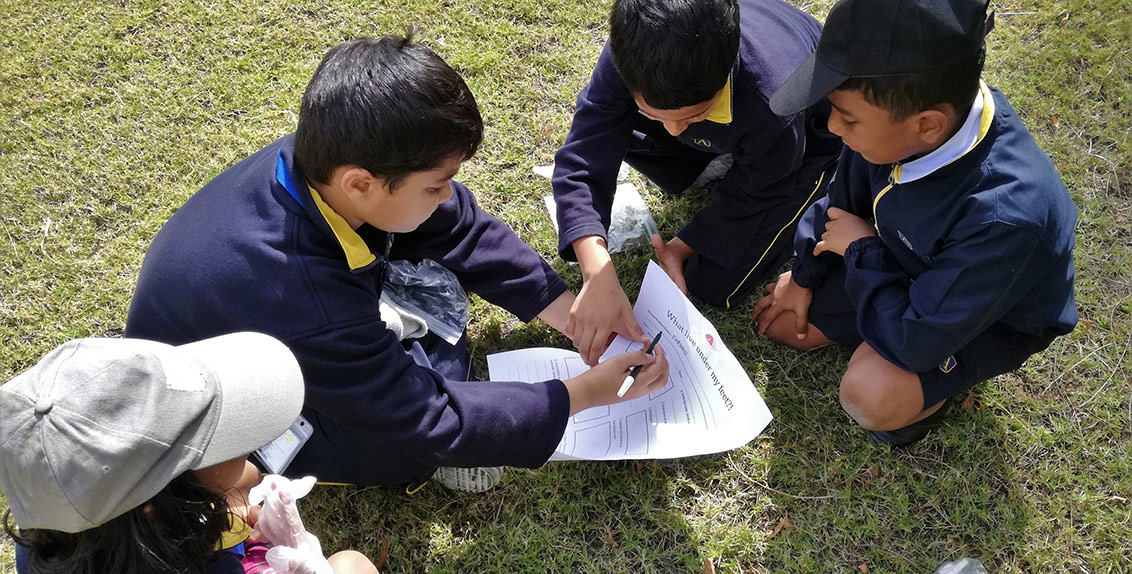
[374,534,390,570]
[604,524,619,548]
[1060,12,1070,24]
[768,516,792,538]
[858,561,870,573]
[961,389,983,411]
[636,461,644,477]
[1051,115,1060,129]
[858,465,880,490]
[1080,318,1096,332]
[702,557,716,574]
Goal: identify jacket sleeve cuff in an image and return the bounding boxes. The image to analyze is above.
[511,265,570,323]
[791,256,821,289]
[844,236,888,269]
[531,378,570,466]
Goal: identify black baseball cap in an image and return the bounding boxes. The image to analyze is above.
[769,0,994,116]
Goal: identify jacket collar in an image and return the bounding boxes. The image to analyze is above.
[274,139,379,272]
[892,80,995,184]
[704,73,733,125]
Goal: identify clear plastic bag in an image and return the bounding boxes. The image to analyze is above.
[382,259,468,345]
[933,558,988,574]
[536,162,660,255]
[605,182,660,252]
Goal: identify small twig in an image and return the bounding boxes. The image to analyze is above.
[38,217,64,265]
[924,498,955,528]
[1075,326,1130,411]
[876,547,913,564]
[1043,342,1113,395]
[728,455,839,500]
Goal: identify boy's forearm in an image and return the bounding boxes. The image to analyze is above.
[536,291,575,335]
[573,236,613,281]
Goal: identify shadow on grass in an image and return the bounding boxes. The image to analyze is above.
[759,353,1037,572]
[300,189,1034,573]
[637,181,1043,571]
[299,306,706,573]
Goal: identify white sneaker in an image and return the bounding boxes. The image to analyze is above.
[431,466,504,492]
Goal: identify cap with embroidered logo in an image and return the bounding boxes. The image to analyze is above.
[0,332,305,533]
[769,0,994,116]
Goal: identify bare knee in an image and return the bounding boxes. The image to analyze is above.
[839,373,904,430]
[839,345,924,430]
[761,311,831,351]
[328,550,379,574]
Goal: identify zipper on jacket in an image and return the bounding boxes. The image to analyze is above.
[871,163,902,232]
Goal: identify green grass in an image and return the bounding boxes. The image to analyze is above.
[1,0,1129,572]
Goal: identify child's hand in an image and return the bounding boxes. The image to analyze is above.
[568,263,646,366]
[813,207,875,257]
[750,271,813,340]
[650,234,694,294]
[563,346,668,415]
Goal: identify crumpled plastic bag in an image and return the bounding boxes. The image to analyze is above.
[933,558,988,574]
[382,259,468,345]
[247,475,333,574]
[536,163,659,254]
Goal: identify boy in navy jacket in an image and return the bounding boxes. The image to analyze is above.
[551,0,842,366]
[126,36,668,490]
[753,0,1077,446]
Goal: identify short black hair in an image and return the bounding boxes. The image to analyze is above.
[6,473,229,574]
[294,34,483,189]
[838,48,986,122]
[609,0,740,110]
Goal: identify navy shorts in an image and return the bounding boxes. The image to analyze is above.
[807,263,1057,409]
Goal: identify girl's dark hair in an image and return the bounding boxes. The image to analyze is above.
[5,473,230,574]
[609,0,740,110]
[294,34,483,190]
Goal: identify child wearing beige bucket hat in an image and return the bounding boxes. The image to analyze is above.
[0,332,377,574]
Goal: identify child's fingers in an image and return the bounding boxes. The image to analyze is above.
[755,303,785,334]
[750,295,772,319]
[617,312,647,343]
[576,325,603,366]
[794,308,810,340]
[616,348,653,372]
[641,345,668,391]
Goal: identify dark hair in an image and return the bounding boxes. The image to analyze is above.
[838,48,986,122]
[294,34,483,190]
[5,473,230,574]
[609,0,739,109]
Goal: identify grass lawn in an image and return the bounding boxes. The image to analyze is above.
[1,0,1129,572]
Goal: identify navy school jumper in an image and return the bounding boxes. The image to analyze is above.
[126,135,571,486]
[792,84,1078,375]
[551,0,841,307]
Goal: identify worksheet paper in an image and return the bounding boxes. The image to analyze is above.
[487,261,772,461]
